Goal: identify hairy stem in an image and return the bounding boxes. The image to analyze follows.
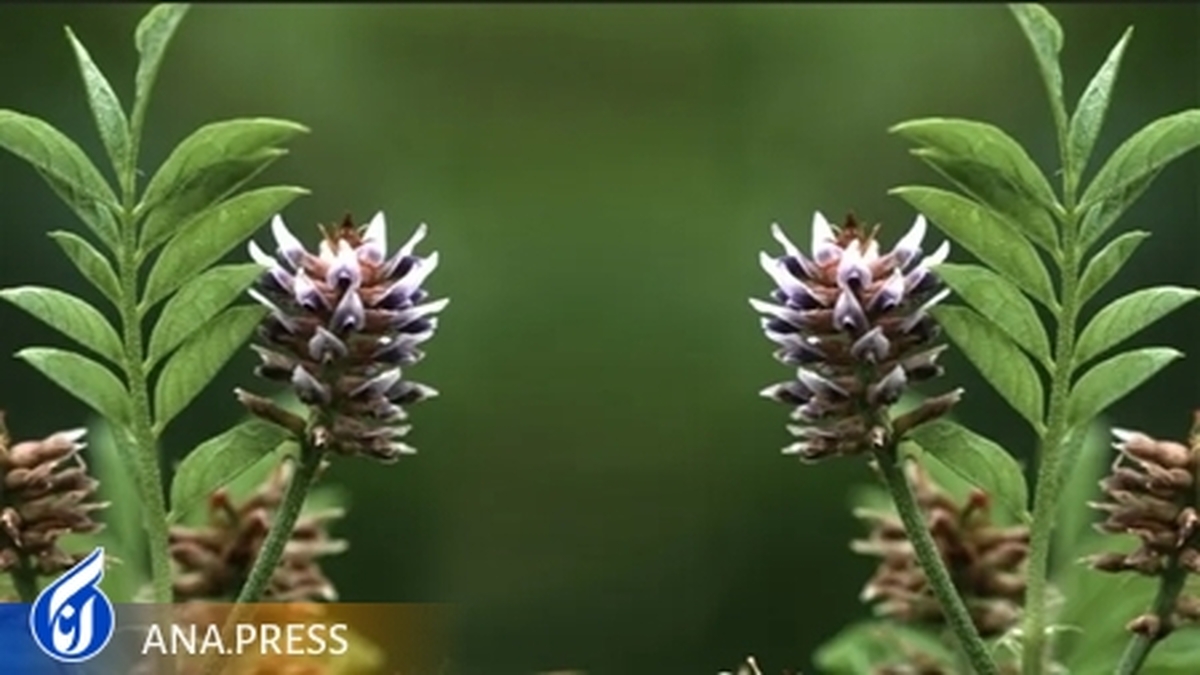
[1116,558,1187,675]
[10,556,39,602]
[872,445,999,675]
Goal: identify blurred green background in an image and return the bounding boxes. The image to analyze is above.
[0,3,1196,673]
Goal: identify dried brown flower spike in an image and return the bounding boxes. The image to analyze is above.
[168,462,346,602]
[852,463,1029,638]
[0,412,106,580]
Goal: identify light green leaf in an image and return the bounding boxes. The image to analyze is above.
[1077,231,1150,306]
[65,27,131,179]
[146,263,265,368]
[139,118,308,215]
[1067,347,1182,426]
[1008,4,1066,121]
[16,347,130,424]
[1081,110,1200,208]
[0,286,123,364]
[892,186,1057,308]
[910,148,1059,253]
[47,231,122,305]
[139,147,289,252]
[890,118,1059,210]
[1053,422,1109,570]
[907,420,1029,522]
[153,305,267,431]
[131,4,189,128]
[935,262,1052,366]
[1079,168,1159,251]
[141,185,307,309]
[1066,27,1133,180]
[933,305,1045,431]
[167,419,289,523]
[815,621,956,675]
[1074,286,1200,367]
[37,169,121,250]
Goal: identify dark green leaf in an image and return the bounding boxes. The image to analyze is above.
[146,263,265,368]
[139,147,288,252]
[65,27,131,179]
[1074,286,1200,367]
[906,420,1030,522]
[139,118,308,215]
[1077,231,1150,306]
[1079,168,1160,251]
[167,419,289,522]
[1066,28,1133,180]
[933,305,1045,431]
[131,4,189,127]
[890,117,1059,210]
[935,262,1052,366]
[48,231,122,305]
[910,147,1059,253]
[1081,110,1200,208]
[1067,347,1182,426]
[141,185,307,309]
[892,186,1057,308]
[152,305,266,431]
[0,286,123,364]
[1008,4,1066,120]
[16,347,130,423]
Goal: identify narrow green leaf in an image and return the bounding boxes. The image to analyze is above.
[890,117,1059,210]
[933,305,1044,431]
[1077,231,1150,305]
[65,27,131,178]
[37,169,121,249]
[146,263,265,368]
[141,185,307,309]
[1054,422,1109,570]
[910,148,1059,253]
[139,118,308,215]
[167,419,289,522]
[935,262,1052,366]
[1008,4,1066,118]
[131,4,190,128]
[1079,168,1159,251]
[1074,286,1200,367]
[139,147,288,252]
[907,420,1030,522]
[891,186,1057,308]
[815,621,957,675]
[0,286,123,364]
[1067,347,1183,426]
[1081,110,1200,208]
[16,347,130,423]
[47,231,122,305]
[153,305,267,431]
[1066,28,1133,180]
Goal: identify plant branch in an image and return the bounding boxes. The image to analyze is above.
[10,555,39,603]
[872,443,999,675]
[1116,558,1187,675]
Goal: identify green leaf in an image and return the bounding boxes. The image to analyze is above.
[1067,347,1182,426]
[37,169,121,250]
[1077,231,1150,306]
[910,147,1059,253]
[139,118,309,215]
[891,186,1057,308]
[906,420,1030,522]
[1066,27,1133,180]
[0,111,119,244]
[146,263,265,369]
[167,419,289,523]
[890,118,1059,210]
[1054,422,1109,570]
[131,4,190,127]
[932,305,1045,431]
[1008,4,1066,120]
[65,27,131,179]
[16,347,130,423]
[815,621,955,675]
[152,305,266,431]
[1081,110,1200,208]
[1074,286,1200,367]
[141,185,307,309]
[47,231,122,305]
[1079,168,1159,251]
[0,286,123,364]
[139,147,289,252]
[935,262,1052,366]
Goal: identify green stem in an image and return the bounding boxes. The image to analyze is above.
[1115,559,1187,675]
[11,556,39,603]
[872,445,999,675]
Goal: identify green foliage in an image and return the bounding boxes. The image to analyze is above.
[0,286,123,364]
[1073,286,1200,367]
[65,27,131,179]
[815,621,958,675]
[145,263,266,368]
[1067,347,1183,427]
[934,263,1052,366]
[1008,4,1067,124]
[131,4,190,130]
[1076,231,1149,305]
[15,347,130,423]
[167,419,291,523]
[905,420,1030,523]
[1065,28,1132,181]
[47,231,122,305]
[1081,111,1200,209]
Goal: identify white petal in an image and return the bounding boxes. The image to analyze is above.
[924,240,951,267]
[247,240,276,268]
[363,211,388,249]
[810,211,836,255]
[270,215,306,263]
[397,223,429,258]
[770,222,801,257]
[894,215,927,255]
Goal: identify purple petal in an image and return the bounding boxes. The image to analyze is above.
[759,381,812,405]
[797,369,849,400]
[382,252,440,301]
[810,212,838,264]
[868,270,907,313]
[902,345,948,381]
[759,253,821,308]
[373,338,425,366]
[307,327,349,363]
[832,290,868,334]
[330,289,366,334]
[836,243,871,289]
[291,365,330,405]
[358,211,387,264]
[868,366,907,406]
[900,289,952,334]
[271,215,307,268]
[326,240,363,290]
[292,270,326,311]
[350,368,403,400]
[386,380,439,405]
[850,327,890,363]
[891,215,927,268]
